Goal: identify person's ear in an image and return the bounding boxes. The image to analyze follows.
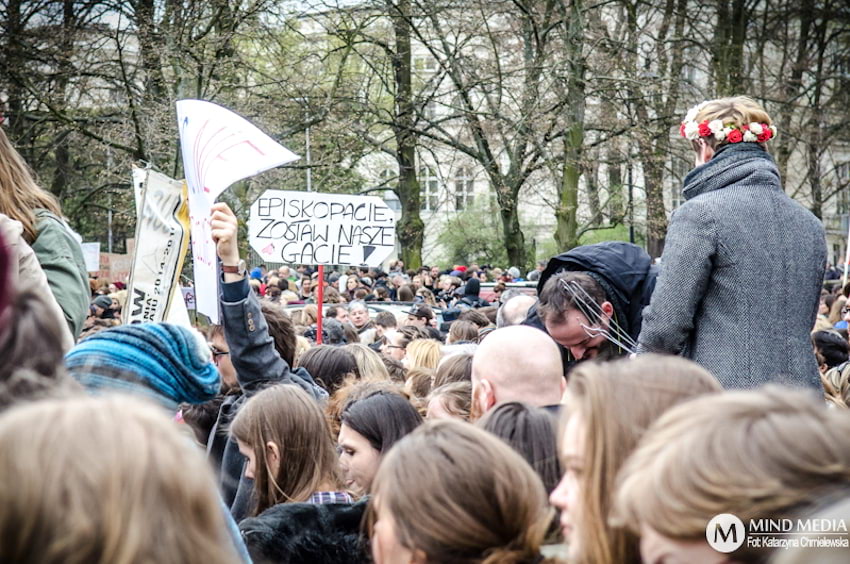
[265,441,281,475]
[481,379,496,410]
[600,301,614,319]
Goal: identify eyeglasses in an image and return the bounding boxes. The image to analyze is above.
[210,347,230,365]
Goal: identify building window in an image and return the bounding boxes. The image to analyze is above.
[454,167,474,211]
[414,55,437,74]
[419,166,440,212]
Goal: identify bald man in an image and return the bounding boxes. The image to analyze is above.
[496,294,537,328]
[471,325,565,419]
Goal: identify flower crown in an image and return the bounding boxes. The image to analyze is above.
[679,101,777,144]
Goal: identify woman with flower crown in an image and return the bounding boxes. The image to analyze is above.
[635,96,827,390]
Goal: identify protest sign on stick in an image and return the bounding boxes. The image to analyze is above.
[248,190,397,268]
[125,166,190,324]
[176,100,299,323]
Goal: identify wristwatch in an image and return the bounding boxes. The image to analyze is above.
[221,264,241,274]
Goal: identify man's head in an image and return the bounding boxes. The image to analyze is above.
[348,300,370,329]
[470,326,565,419]
[277,266,291,279]
[404,304,433,328]
[326,305,349,324]
[374,311,397,338]
[496,294,537,328]
[538,272,613,361]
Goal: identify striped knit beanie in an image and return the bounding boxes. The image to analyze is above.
[65,323,220,411]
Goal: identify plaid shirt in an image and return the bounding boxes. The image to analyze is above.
[308,491,354,505]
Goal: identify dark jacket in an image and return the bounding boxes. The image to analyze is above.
[524,241,657,373]
[208,277,327,521]
[240,499,369,564]
[458,277,490,309]
[636,143,826,390]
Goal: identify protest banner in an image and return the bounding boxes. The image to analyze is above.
[248,190,397,268]
[176,99,299,323]
[125,166,190,324]
[80,242,100,273]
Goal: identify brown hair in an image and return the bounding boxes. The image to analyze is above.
[448,320,480,344]
[537,271,605,326]
[260,301,296,367]
[821,363,850,408]
[326,378,406,437]
[614,386,850,562]
[370,420,557,564]
[427,381,472,421]
[0,128,63,244]
[0,395,237,563]
[297,345,359,394]
[458,309,490,329]
[230,385,340,515]
[433,352,473,387]
[0,290,68,383]
[381,355,407,384]
[563,355,722,564]
[404,367,434,402]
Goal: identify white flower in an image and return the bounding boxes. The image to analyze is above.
[723,126,734,140]
[743,131,757,142]
[709,120,725,140]
[749,122,763,135]
[683,101,708,123]
[684,122,700,140]
[770,125,778,137]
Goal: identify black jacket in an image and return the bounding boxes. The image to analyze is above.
[524,241,657,373]
[239,500,370,564]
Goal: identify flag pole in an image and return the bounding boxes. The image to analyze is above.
[316,264,324,344]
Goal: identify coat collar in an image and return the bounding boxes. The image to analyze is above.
[683,143,780,201]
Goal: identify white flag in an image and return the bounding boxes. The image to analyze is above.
[176,100,300,323]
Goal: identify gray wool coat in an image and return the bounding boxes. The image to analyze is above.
[636,143,826,390]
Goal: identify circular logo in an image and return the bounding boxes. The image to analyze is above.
[706,513,746,553]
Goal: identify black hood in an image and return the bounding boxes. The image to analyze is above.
[463,277,481,297]
[535,241,656,339]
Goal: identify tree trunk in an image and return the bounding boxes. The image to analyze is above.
[388,0,423,268]
[498,187,526,268]
[555,0,585,252]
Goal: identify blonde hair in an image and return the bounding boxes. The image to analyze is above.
[691,96,773,150]
[564,355,722,564]
[0,128,63,243]
[343,342,391,380]
[370,420,557,564]
[614,386,850,548]
[0,395,237,563]
[405,338,442,370]
[230,384,340,515]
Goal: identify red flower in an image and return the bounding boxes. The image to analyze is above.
[727,129,743,143]
[742,124,749,131]
[679,123,687,137]
[698,121,712,137]
[757,127,772,142]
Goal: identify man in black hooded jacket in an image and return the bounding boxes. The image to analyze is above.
[523,241,657,375]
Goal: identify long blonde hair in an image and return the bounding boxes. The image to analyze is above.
[405,338,442,370]
[370,420,558,564]
[563,355,722,564]
[0,395,237,564]
[0,128,63,243]
[614,386,850,554]
[230,384,340,514]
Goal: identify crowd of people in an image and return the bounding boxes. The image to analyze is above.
[2,97,850,563]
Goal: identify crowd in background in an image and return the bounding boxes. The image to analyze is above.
[2,97,850,564]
